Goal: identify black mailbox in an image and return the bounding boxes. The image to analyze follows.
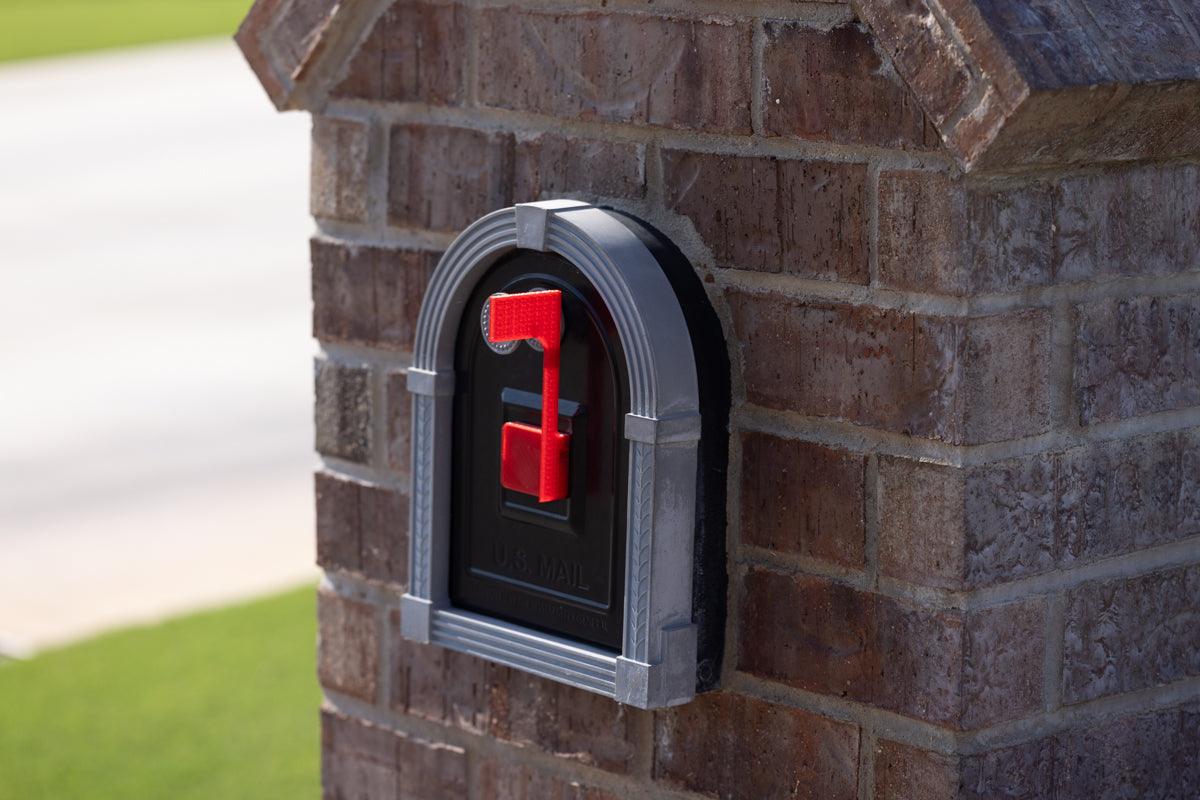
[450,250,628,650]
[401,200,727,708]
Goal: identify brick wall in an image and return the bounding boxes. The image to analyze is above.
[298,1,1200,797]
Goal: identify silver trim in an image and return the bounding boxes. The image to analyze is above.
[402,201,701,708]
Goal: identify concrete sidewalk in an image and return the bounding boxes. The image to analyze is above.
[0,40,317,656]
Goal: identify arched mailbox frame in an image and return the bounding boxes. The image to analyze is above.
[400,199,703,708]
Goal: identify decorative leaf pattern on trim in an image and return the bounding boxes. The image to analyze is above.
[412,395,434,596]
[627,442,654,661]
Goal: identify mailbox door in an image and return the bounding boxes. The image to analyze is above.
[449,249,629,650]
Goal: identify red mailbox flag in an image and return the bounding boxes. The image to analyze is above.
[487,290,570,502]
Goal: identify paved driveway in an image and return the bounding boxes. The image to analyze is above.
[0,40,317,656]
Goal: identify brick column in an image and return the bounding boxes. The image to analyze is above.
[239,0,1200,796]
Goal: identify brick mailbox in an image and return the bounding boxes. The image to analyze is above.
[239,0,1200,797]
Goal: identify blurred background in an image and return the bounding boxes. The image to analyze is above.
[0,1,320,795]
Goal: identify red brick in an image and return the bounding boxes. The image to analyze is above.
[878,170,1053,294]
[513,132,644,203]
[388,124,514,232]
[1063,564,1200,704]
[388,612,642,771]
[1058,430,1200,566]
[385,371,412,474]
[1052,164,1200,281]
[878,454,1057,590]
[855,0,974,126]
[358,483,408,585]
[726,290,1052,444]
[663,150,868,281]
[321,710,468,800]
[312,240,437,351]
[960,601,1045,729]
[873,740,959,800]
[317,588,378,702]
[654,691,859,799]
[316,471,362,572]
[738,568,1043,727]
[477,9,752,134]
[315,472,409,585]
[332,0,467,105]
[487,666,647,775]
[1074,295,1200,424]
[1053,703,1200,799]
[739,431,864,568]
[236,0,339,109]
[315,359,371,463]
[763,21,936,149]
[311,116,369,223]
[476,759,620,800]
[389,611,491,734]
[874,738,1054,800]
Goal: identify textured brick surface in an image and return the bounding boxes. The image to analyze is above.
[1053,703,1200,799]
[727,291,1052,444]
[1053,164,1200,281]
[312,240,437,351]
[389,612,491,734]
[874,738,1054,800]
[388,124,514,232]
[332,0,467,104]
[315,472,409,585]
[878,455,1057,590]
[1075,296,1200,424]
[387,612,643,773]
[321,710,467,800]
[513,132,644,203]
[314,359,371,463]
[311,116,369,223]
[477,9,752,133]
[763,21,936,149]
[663,150,868,281]
[878,170,1053,294]
[235,0,340,109]
[488,667,646,774]
[385,371,412,474]
[873,740,959,800]
[654,691,859,799]
[317,589,378,702]
[1058,430,1200,565]
[316,471,361,573]
[476,759,620,800]
[739,568,1043,727]
[1063,564,1200,704]
[740,431,864,568]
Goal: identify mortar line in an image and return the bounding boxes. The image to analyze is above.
[314,219,457,251]
[323,98,959,172]
[750,19,766,137]
[863,454,881,591]
[733,402,1200,468]
[1043,592,1066,713]
[739,533,1200,614]
[319,455,409,492]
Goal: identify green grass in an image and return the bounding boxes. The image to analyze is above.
[0,587,319,800]
[0,0,253,63]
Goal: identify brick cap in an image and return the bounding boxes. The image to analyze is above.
[234,0,389,111]
[855,0,1200,170]
[237,0,1200,167]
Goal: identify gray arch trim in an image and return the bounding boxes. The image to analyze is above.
[400,200,703,709]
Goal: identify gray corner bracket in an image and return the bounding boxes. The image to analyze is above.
[399,200,706,708]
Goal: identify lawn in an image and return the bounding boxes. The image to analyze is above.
[0,0,252,63]
[0,587,319,800]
